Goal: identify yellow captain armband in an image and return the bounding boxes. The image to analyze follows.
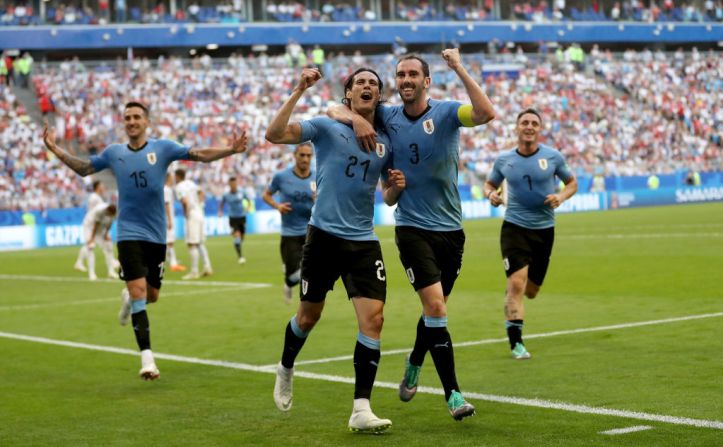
[457,104,475,127]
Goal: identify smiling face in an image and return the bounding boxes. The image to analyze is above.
[395,57,430,105]
[516,112,542,147]
[344,70,382,115]
[294,144,313,173]
[123,106,149,140]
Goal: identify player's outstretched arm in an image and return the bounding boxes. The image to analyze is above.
[382,169,406,206]
[442,48,496,126]
[327,104,377,152]
[189,129,247,162]
[43,121,96,177]
[266,68,322,144]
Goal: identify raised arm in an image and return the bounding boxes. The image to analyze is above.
[189,129,247,163]
[442,48,496,126]
[43,121,96,177]
[382,169,406,206]
[327,104,377,152]
[265,68,322,144]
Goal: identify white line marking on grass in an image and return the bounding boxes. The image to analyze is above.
[284,312,723,367]
[0,274,270,288]
[0,286,251,311]
[0,331,722,430]
[600,425,653,435]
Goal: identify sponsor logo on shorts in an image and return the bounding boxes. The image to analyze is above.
[405,267,415,284]
[503,257,510,271]
[301,279,308,295]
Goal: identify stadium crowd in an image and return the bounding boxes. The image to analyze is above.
[1,0,721,26]
[0,48,720,211]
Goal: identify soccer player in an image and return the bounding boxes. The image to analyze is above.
[82,202,120,281]
[218,176,250,264]
[265,67,405,433]
[42,101,247,380]
[175,169,213,280]
[164,173,186,272]
[484,108,577,359]
[74,180,105,273]
[328,49,495,420]
[262,142,315,304]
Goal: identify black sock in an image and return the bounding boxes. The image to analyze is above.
[234,242,241,257]
[427,326,459,401]
[506,319,524,349]
[408,315,427,367]
[353,341,380,400]
[281,321,307,369]
[131,310,151,351]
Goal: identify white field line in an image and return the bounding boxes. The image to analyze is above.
[0,274,270,288]
[283,312,723,367]
[0,286,252,311]
[599,425,653,435]
[0,331,721,430]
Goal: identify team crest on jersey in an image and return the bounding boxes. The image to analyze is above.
[538,158,548,170]
[301,279,308,295]
[423,119,434,135]
[147,152,157,165]
[375,143,386,158]
[405,267,415,284]
[309,181,317,193]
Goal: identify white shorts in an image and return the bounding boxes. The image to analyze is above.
[185,211,205,245]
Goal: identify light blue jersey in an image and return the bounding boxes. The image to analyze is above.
[221,190,247,218]
[377,99,468,231]
[268,167,315,236]
[488,144,573,229]
[90,139,190,243]
[300,116,392,241]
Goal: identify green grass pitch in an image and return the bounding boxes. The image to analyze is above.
[1,203,721,446]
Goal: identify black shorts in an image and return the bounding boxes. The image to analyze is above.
[394,226,465,296]
[229,216,246,235]
[280,235,305,277]
[117,240,167,289]
[500,221,555,286]
[300,226,387,303]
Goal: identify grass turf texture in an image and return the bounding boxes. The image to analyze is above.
[1,203,721,446]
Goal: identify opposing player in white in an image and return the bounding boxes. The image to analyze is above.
[83,202,120,280]
[74,180,105,273]
[164,173,186,272]
[175,169,212,279]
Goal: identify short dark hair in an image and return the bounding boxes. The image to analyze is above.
[295,142,313,153]
[175,168,186,180]
[229,176,237,182]
[124,101,149,117]
[92,180,102,191]
[397,54,430,78]
[517,108,542,123]
[342,67,384,107]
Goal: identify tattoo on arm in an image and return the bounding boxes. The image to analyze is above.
[58,152,95,176]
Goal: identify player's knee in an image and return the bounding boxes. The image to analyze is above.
[364,311,384,333]
[424,299,447,318]
[507,276,526,297]
[525,282,540,299]
[297,312,321,331]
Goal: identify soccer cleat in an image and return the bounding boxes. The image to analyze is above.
[447,391,476,421]
[511,342,531,360]
[283,284,293,305]
[348,409,392,434]
[170,264,187,272]
[273,362,294,411]
[139,350,160,381]
[182,272,200,280]
[88,272,98,281]
[399,355,421,402]
[238,257,247,265]
[74,262,87,273]
[118,288,131,326]
[107,271,119,279]
[202,268,213,277]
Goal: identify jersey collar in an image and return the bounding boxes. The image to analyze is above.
[126,141,149,152]
[402,101,432,122]
[515,146,540,158]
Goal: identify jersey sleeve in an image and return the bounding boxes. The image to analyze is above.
[487,156,505,186]
[164,140,191,162]
[299,117,327,144]
[89,145,112,172]
[376,105,392,128]
[442,100,465,128]
[268,172,282,195]
[554,152,574,182]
